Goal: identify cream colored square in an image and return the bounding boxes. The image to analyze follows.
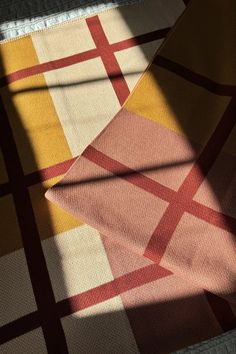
[99,0,184,44]
[115,40,163,91]
[61,297,138,353]
[0,249,37,326]
[35,57,120,156]
[32,19,95,61]
[1,328,47,354]
[42,225,115,302]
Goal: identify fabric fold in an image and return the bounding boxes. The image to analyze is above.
[3,0,235,352]
[46,0,236,309]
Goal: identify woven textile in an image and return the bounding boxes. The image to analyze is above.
[0,0,141,40]
[46,0,236,351]
[0,1,200,353]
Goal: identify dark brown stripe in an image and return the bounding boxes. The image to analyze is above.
[0,96,68,353]
[24,157,77,186]
[1,264,171,344]
[56,264,171,318]
[0,157,77,197]
[111,28,170,52]
[154,55,236,96]
[178,98,236,196]
[0,312,40,345]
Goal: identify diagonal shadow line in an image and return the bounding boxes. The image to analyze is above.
[0,157,195,197]
[10,71,142,95]
[53,157,195,188]
[154,55,236,97]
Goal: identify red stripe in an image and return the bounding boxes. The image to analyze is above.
[188,200,236,235]
[3,262,234,344]
[154,55,236,96]
[0,48,99,87]
[145,98,236,261]
[0,28,169,88]
[0,97,68,353]
[57,263,171,318]
[204,291,236,331]
[2,150,236,237]
[83,145,175,203]
[111,28,170,52]
[24,156,77,186]
[0,157,77,197]
[144,204,185,263]
[144,98,236,331]
[2,147,235,233]
[82,100,236,331]
[86,16,130,106]
[1,264,171,344]
[83,146,236,235]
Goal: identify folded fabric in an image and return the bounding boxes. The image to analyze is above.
[2,1,209,353]
[47,0,236,328]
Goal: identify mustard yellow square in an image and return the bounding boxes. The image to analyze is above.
[0,36,39,76]
[29,176,82,240]
[1,73,72,175]
[125,65,230,146]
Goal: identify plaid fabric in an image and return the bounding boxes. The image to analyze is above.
[46,0,236,351]
[0,1,200,353]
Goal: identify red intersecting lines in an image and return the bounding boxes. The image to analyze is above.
[1,13,236,347]
[82,103,236,331]
[144,98,236,262]
[86,16,130,105]
[0,18,170,347]
[0,22,170,197]
[0,24,170,88]
[0,98,69,353]
[0,264,171,344]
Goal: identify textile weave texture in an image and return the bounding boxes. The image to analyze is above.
[47,0,236,352]
[0,0,141,40]
[0,0,235,353]
[0,1,196,353]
